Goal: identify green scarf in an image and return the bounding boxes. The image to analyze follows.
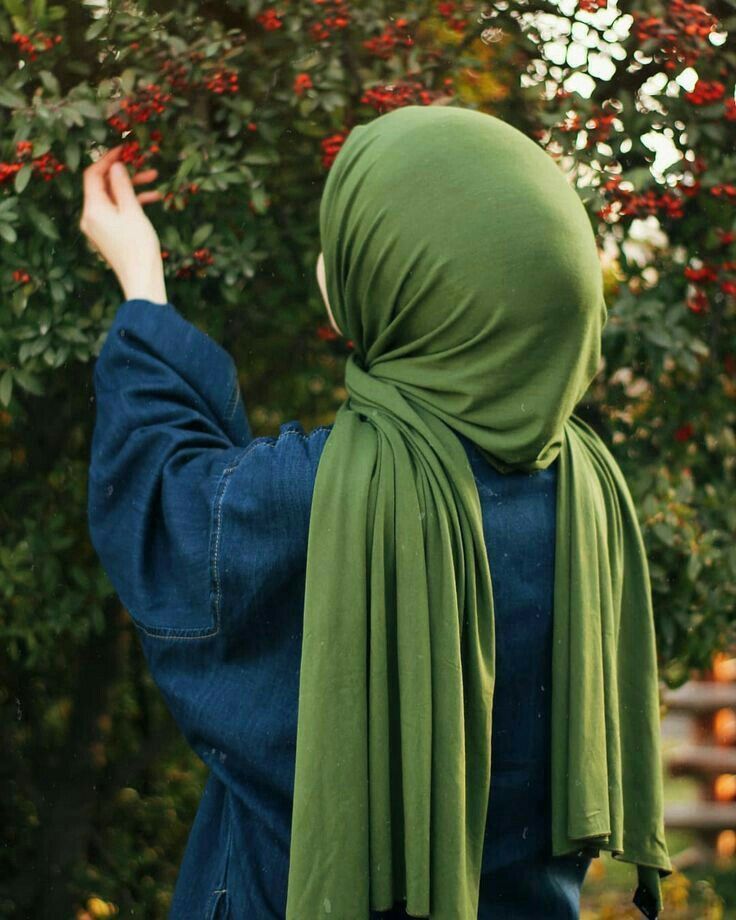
[286,104,672,919]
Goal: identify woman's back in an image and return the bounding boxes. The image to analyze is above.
[87,300,589,920]
[457,431,557,874]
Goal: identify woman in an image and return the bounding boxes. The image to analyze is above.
[84,104,672,919]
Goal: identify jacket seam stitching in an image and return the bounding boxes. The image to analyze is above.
[210,449,252,628]
[128,426,331,640]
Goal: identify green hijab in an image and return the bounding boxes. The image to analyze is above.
[286,104,672,919]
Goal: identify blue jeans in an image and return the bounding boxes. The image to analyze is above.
[370,850,593,919]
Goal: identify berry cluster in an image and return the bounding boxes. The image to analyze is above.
[114,139,149,170]
[256,9,283,30]
[294,73,313,96]
[161,182,200,208]
[360,79,444,113]
[677,177,701,199]
[362,19,413,59]
[577,0,608,12]
[711,183,736,201]
[684,265,718,284]
[175,247,216,279]
[597,176,686,222]
[315,324,354,350]
[107,88,168,167]
[0,162,22,184]
[193,248,214,265]
[316,324,339,341]
[159,58,191,93]
[558,111,582,133]
[308,0,349,41]
[320,131,348,168]
[684,257,736,313]
[0,141,65,186]
[436,1,469,32]
[684,79,726,105]
[33,151,65,182]
[633,0,718,71]
[120,82,173,123]
[579,107,618,147]
[674,423,694,441]
[11,30,62,61]
[205,68,239,95]
[12,269,31,284]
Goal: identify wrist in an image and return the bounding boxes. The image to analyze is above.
[122,273,168,306]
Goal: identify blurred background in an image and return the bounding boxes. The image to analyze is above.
[0,0,734,917]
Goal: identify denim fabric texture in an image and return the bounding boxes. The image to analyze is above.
[88,299,592,919]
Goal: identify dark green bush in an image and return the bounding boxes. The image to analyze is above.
[0,0,733,915]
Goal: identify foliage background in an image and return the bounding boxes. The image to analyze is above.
[0,0,734,916]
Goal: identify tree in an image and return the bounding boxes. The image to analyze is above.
[0,0,733,915]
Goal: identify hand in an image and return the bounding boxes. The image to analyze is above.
[80,144,168,304]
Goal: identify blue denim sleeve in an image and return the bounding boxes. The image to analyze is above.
[88,299,259,639]
[87,298,334,774]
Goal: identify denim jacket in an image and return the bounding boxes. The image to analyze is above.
[88,299,560,919]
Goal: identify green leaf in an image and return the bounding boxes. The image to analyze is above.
[65,140,81,173]
[645,327,673,349]
[179,153,201,179]
[0,223,18,244]
[56,326,87,344]
[39,70,60,96]
[14,164,32,195]
[50,280,66,303]
[0,196,18,216]
[0,370,13,407]
[11,288,27,317]
[652,522,675,546]
[85,16,108,41]
[250,186,269,214]
[621,166,653,189]
[26,204,59,241]
[168,36,188,55]
[687,552,703,582]
[74,99,102,120]
[120,68,137,95]
[0,86,25,108]
[192,223,214,246]
[701,124,724,142]
[242,150,280,165]
[2,0,25,16]
[28,137,51,157]
[62,105,84,128]
[14,369,44,396]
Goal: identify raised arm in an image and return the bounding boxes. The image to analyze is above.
[88,298,253,638]
[87,297,332,774]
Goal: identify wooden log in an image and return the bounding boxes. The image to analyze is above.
[670,843,714,871]
[664,802,736,830]
[666,744,736,775]
[661,681,736,712]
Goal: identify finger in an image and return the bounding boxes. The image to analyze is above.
[82,145,125,212]
[136,190,164,204]
[131,168,159,186]
[81,149,124,231]
[107,159,140,210]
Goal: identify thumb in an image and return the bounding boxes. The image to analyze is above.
[107,160,139,210]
